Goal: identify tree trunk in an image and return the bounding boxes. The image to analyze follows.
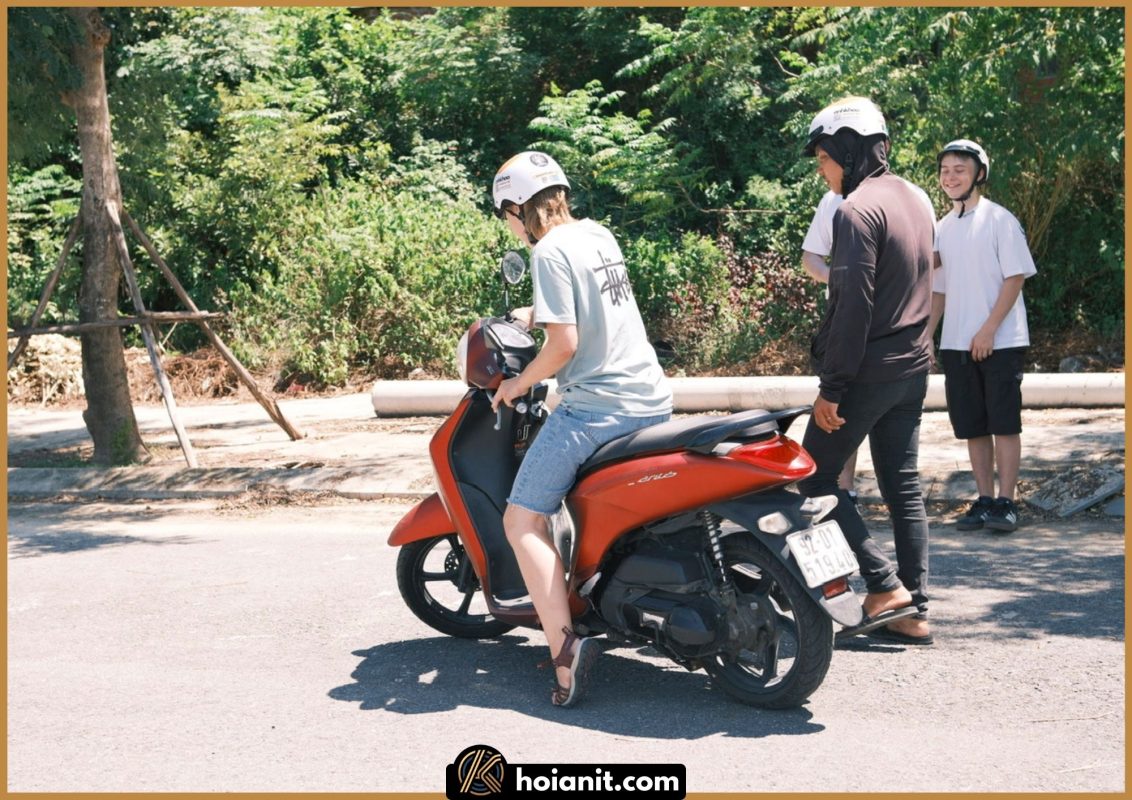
[66,8,144,464]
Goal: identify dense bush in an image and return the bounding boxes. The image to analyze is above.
[224,171,513,386]
[7,6,1123,386]
[6,164,81,327]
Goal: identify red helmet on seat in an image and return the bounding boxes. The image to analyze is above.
[456,318,538,389]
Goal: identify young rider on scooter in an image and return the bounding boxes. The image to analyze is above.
[489,151,673,707]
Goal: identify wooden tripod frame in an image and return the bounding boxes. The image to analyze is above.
[7,203,304,466]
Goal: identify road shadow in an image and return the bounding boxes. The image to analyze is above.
[862,520,1125,643]
[932,527,1124,641]
[329,635,823,739]
[6,423,92,454]
[6,502,202,558]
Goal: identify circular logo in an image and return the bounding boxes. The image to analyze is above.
[528,153,549,167]
[453,745,506,796]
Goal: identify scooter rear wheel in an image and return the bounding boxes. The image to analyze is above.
[704,533,834,708]
[396,535,516,639]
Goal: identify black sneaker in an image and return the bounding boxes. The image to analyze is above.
[955,496,994,530]
[985,497,1020,533]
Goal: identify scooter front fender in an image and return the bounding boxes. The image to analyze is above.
[709,492,864,628]
[388,493,454,546]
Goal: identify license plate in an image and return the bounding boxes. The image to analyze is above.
[786,521,858,588]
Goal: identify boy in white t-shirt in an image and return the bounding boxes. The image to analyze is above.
[928,139,1037,533]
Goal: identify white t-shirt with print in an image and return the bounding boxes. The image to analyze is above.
[531,219,673,416]
[933,197,1038,351]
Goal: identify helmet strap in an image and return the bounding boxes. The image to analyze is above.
[954,174,980,218]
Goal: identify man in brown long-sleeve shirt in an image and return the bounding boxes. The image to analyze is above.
[798,97,937,645]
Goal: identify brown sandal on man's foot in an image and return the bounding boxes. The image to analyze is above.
[835,606,919,640]
[548,627,599,708]
[868,624,935,646]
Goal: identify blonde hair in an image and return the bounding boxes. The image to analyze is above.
[520,186,574,241]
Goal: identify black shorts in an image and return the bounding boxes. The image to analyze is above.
[940,347,1026,439]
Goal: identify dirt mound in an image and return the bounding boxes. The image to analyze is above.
[7,327,1123,409]
[6,335,84,405]
[8,337,244,407]
[124,347,241,404]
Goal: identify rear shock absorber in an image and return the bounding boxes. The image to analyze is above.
[699,510,735,604]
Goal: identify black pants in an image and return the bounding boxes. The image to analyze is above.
[798,373,930,614]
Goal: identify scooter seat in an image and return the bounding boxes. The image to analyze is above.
[578,406,810,476]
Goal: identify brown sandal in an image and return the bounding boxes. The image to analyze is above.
[545,627,599,708]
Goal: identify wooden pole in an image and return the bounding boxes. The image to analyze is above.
[121,208,304,440]
[7,216,82,371]
[8,311,225,338]
[105,202,198,468]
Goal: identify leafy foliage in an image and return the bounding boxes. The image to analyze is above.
[7,6,1123,385]
[224,173,512,386]
[530,80,698,228]
[6,165,82,326]
[6,8,82,167]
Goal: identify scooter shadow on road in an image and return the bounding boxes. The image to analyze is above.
[328,635,824,738]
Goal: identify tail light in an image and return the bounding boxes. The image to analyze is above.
[822,577,850,599]
[725,436,815,480]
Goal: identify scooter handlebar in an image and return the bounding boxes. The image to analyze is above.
[485,389,545,431]
[485,390,504,431]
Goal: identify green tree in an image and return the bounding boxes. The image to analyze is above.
[784,6,1125,331]
[8,7,147,463]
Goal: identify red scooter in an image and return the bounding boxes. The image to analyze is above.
[389,252,863,708]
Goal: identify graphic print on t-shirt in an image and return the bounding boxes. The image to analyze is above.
[595,249,633,306]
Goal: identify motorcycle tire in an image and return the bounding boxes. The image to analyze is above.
[396,535,515,639]
[704,532,834,709]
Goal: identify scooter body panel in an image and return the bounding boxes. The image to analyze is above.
[566,434,815,585]
[387,492,453,546]
[422,389,545,612]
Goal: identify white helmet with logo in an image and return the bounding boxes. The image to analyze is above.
[492,151,570,217]
[937,138,990,184]
[803,96,888,156]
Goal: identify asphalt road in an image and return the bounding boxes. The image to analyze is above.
[6,496,1125,794]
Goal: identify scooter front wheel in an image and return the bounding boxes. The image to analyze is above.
[396,535,516,639]
[704,533,834,709]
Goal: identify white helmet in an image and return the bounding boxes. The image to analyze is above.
[937,138,989,184]
[492,151,570,216]
[803,97,888,156]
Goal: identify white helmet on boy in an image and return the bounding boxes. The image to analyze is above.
[937,139,990,184]
[803,97,888,156]
[937,139,989,218]
[492,151,570,216]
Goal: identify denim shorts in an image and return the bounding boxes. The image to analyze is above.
[507,404,671,516]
